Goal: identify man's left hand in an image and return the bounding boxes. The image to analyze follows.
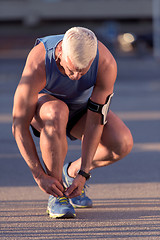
[64,174,86,198]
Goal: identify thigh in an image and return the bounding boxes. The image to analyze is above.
[70,112,87,140]
[70,110,132,146]
[101,111,133,149]
[31,93,69,132]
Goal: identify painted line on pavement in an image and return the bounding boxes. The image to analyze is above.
[1,111,160,123]
[0,142,159,159]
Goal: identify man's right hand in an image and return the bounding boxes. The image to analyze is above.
[35,173,64,197]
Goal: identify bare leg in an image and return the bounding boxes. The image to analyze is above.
[68,111,133,178]
[31,94,69,183]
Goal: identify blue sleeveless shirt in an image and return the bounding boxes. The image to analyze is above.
[35,35,99,105]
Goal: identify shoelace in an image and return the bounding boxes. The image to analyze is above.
[80,184,90,197]
[57,196,69,205]
[80,189,85,197]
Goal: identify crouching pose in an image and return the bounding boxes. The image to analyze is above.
[12,27,133,218]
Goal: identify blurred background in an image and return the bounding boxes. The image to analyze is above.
[0,0,160,59]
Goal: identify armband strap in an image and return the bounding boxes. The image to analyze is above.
[88,93,114,125]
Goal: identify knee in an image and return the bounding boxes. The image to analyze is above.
[41,101,69,137]
[114,128,133,159]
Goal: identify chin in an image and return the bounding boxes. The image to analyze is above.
[69,76,79,81]
[69,76,75,80]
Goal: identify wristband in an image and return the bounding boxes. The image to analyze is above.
[78,170,91,180]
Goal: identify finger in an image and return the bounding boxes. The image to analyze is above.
[51,192,58,198]
[52,185,64,197]
[55,180,64,193]
[67,189,79,199]
[65,184,76,197]
[43,187,58,198]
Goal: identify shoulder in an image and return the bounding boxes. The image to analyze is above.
[97,41,117,75]
[17,42,46,94]
[96,41,117,89]
[23,43,46,85]
[26,42,46,73]
[90,41,117,102]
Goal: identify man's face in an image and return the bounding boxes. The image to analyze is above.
[60,55,93,81]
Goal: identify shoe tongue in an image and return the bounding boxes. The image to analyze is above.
[67,165,75,184]
[67,174,74,184]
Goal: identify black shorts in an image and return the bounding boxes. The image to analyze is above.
[30,102,88,141]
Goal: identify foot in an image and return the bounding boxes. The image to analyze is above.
[47,195,76,219]
[62,163,92,208]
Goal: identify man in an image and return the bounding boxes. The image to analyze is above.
[12,27,133,219]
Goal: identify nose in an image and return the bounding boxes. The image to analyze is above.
[73,72,81,80]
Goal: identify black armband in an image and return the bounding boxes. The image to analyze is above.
[88,93,114,125]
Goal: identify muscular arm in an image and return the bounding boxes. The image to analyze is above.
[12,43,64,197]
[81,41,117,172]
[12,44,45,176]
[65,41,117,198]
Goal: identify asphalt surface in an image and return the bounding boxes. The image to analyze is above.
[0,54,160,239]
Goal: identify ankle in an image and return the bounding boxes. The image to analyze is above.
[67,162,77,178]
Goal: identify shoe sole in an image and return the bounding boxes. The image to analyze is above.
[47,208,76,219]
[70,201,92,209]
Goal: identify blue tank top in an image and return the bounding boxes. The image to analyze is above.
[35,35,99,105]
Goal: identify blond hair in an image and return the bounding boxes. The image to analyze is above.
[62,27,97,69]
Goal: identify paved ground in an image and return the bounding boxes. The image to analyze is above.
[0,52,160,239]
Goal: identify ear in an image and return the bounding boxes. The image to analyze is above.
[58,46,62,60]
[59,42,62,53]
